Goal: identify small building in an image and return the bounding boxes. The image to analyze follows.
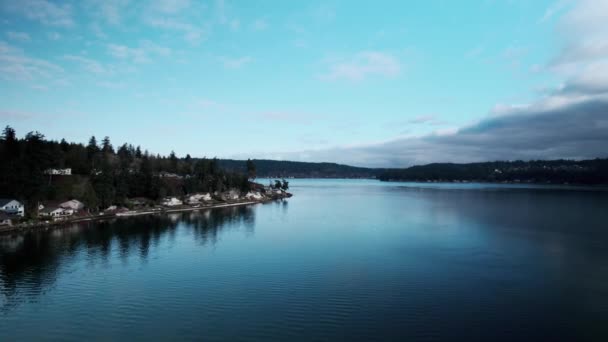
[158,172,182,179]
[60,199,85,211]
[0,212,13,226]
[161,197,183,207]
[186,193,212,204]
[44,168,72,175]
[245,192,263,200]
[39,206,74,219]
[0,198,25,217]
[127,197,150,207]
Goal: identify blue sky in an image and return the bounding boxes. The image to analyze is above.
[2,0,607,166]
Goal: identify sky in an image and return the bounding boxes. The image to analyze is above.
[1,0,607,167]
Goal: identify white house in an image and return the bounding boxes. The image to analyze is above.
[245,192,263,200]
[186,193,212,204]
[60,199,85,211]
[158,172,182,179]
[161,197,183,206]
[39,206,74,219]
[0,199,25,217]
[44,168,72,175]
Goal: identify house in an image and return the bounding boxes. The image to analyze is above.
[0,198,25,217]
[245,192,263,200]
[158,172,182,179]
[44,168,72,175]
[39,206,74,219]
[186,193,212,204]
[60,199,85,211]
[161,197,183,206]
[128,197,150,207]
[0,212,12,226]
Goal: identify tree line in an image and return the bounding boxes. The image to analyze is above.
[0,126,252,216]
[378,159,608,184]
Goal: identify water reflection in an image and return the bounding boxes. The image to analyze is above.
[0,206,256,311]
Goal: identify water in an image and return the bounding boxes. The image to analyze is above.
[1,179,608,341]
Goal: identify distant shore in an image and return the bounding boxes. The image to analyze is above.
[0,193,292,235]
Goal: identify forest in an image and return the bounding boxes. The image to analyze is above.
[378,159,608,185]
[0,126,251,216]
[218,159,381,178]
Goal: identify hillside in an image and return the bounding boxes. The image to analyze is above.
[378,159,608,185]
[217,159,382,178]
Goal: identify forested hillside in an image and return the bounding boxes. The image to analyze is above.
[0,126,249,216]
[378,159,608,185]
[218,159,381,178]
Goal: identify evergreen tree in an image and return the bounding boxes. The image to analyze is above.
[169,151,178,173]
[101,136,114,154]
[246,159,256,180]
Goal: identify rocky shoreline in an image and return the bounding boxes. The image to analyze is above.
[0,192,292,234]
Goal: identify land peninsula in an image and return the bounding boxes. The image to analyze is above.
[0,126,291,232]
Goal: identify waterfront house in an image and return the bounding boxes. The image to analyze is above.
[186,193,212,204]
[161,197,183,206]
[39,206,74,219]
[60,199,85,211]
[44,168,72,175]
[0,198,25,217]
[0,212,12,226]
[158,172,182,179]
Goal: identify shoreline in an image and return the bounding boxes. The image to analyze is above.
[0,196,290,235]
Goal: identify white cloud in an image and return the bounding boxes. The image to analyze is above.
[197,99,224,110]
[152,0,191,14]
[216,0,226,23]
[47,32,61,40]
[6,31,31,42]
[465,46,484,59]
[219,56,252,69]
[86,0,131,25]
[319,51,401,82]
[0,41,63,81]
[107,41,171,64]
[255,1,608,167]
[0,110,35,120]
[254,111,318,124]
[107,44,148,63]
[2,0,74,27]
[90,23,108,39]
[252,18,268,31]
[408,115,439,124]
[539,0,571,23]
[230,19,240,31]
[145,17,207,44]
[552,0,608,71]
[63,54,107,74]
[97,80,126,89]
[31,84,48,91]
[259,95,608,167]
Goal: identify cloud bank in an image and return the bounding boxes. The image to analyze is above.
[263,93,608,167]
[251,0,608,167]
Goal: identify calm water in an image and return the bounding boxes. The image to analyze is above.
[1,179,608,341]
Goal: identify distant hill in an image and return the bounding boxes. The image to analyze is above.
[377,159,608,185]
[216,158,608,184]
[217,159,382,178]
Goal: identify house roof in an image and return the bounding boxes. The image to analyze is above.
[0,198,19,207]
[40,206,62,214]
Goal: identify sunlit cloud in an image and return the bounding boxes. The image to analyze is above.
[319,51,401,82]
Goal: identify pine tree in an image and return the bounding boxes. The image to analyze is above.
[246,159,256,180]
[101,136,114,154]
